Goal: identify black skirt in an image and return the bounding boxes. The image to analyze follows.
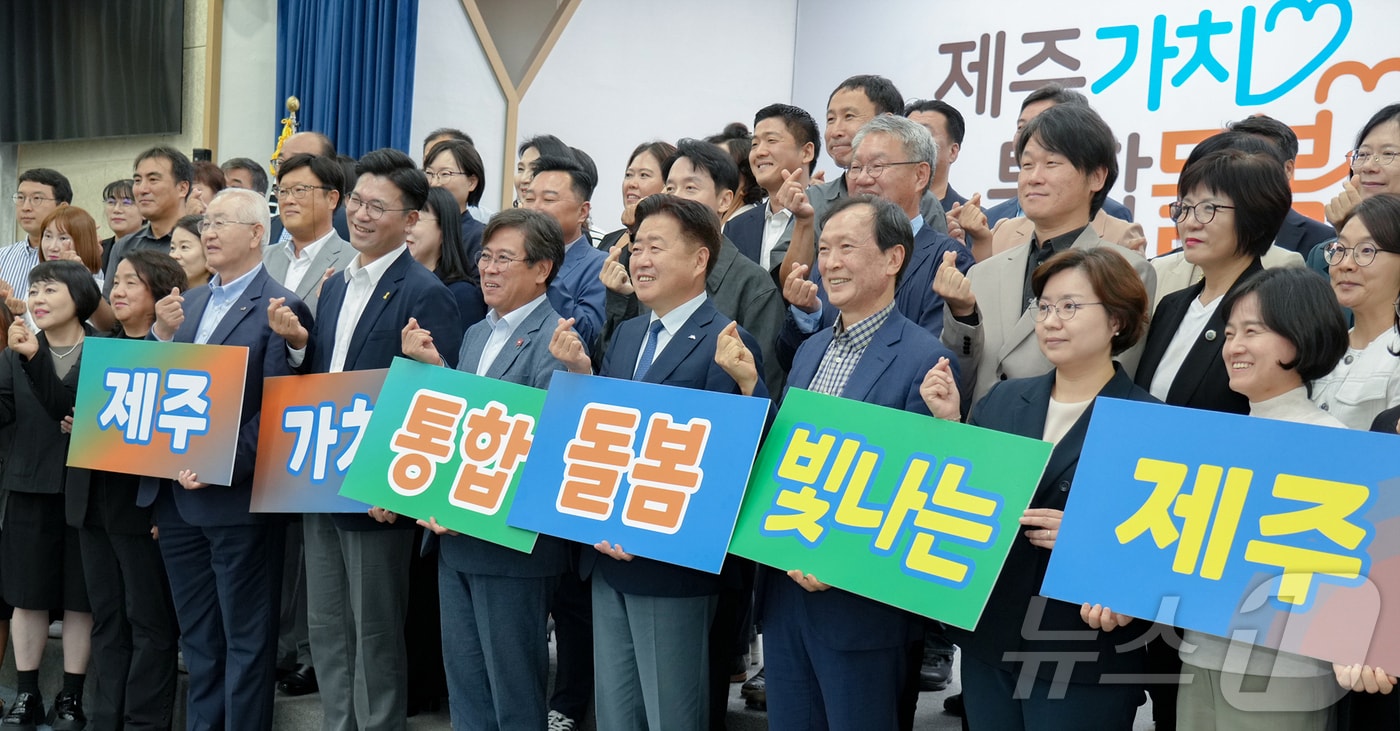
[2,491,89,612]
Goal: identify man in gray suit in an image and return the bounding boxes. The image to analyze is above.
[262,153,352,316]
[401,207,570,729]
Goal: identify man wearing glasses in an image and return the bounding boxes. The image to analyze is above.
[103,146,193,297]
[263,153,351,316]
[268,148,463,731]
[0,168,72,299]
[269,131,351,245]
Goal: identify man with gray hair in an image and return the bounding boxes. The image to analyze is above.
[781,114,974,360]
[141,186,313,730]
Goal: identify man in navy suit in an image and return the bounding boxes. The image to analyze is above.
[1227,114,1336,252]
[267,131,351,246]
[523,154,607,352]
[780,115,974,367]
[718,194,958,730]
[550,194,768,730]
[400,208,570,730]
[141,187,313,730]
[268,148,463,731]
[723,103,820,275]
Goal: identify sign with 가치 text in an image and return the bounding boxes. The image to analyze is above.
[70,338,248,485]
[339,358,546,553]
[251,369,387,513]
[727,388,1053,630]
[1042,398,1400,669]
[508,372,769,573]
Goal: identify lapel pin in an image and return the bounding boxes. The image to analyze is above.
[515,338,524,347]
[688,334,697,340]
[1204,329,1217,341]
[382,291,392,301]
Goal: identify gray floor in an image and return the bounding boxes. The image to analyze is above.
[2,630,1156,729]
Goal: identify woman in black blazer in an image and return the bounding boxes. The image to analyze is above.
[927,248,1155,730]
[0,261,101,729]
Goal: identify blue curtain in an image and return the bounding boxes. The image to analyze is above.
[276,0,418,158]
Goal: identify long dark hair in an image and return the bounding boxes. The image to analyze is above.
[422,187,477,285]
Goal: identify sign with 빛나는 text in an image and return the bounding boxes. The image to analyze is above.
[1043,398,1400,669]
[727,388,1053,630]
[70,338,247,485]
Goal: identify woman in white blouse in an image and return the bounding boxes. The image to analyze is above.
[1312,193,1400,428]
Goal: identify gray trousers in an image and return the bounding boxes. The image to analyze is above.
[277,521,311,668]
[304,514,412,731]
[591,571,716,731]
[1177,663,1337,731]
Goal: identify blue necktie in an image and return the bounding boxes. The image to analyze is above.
[633,319,666,380]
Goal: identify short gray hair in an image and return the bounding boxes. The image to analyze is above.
[212,187,272,247]
[852,115,939,192]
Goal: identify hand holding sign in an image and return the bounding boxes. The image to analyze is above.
[154,287,184,341]
[787,569,831,592]
[594,540,634,562]
[1333,664,1396,694]
[1020,508,1063,550]
[1080,603,1134,632]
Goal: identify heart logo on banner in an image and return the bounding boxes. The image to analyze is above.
[1236,0,1353,106]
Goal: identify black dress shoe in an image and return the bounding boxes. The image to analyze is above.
[943,692,964,717]
[740,667,766,709]
[1,692,43,731]
[47,690,87,731]
[920,652,953,691]
[277,665,319,696]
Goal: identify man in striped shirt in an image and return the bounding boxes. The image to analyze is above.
[0,169,71,300]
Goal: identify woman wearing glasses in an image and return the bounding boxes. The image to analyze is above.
[407,187,486,329]
[423,139,487,264]
[99,180,145,271]
[1308,104,1400,271]
[168,215,210,290]
[1309,193,1400,429]
[927,248,1156,730]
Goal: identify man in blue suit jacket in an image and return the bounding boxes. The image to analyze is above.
[524,154,607,352]
[552,194,768,731]
[401,208,570,730]
[720,195,959,731]
[269,149,464,731]
[140,188,313,731]
[779,116,973,370]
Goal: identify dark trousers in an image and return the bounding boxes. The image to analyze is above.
[155,499,282,731]
[959,652,1140,731]
[80,525,179,731]
[549,552,594,721]
[707,559,755,730]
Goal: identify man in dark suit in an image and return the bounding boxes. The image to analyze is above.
[550,194,768,730]
[268,148,463,731]
[905,99,969,212]
[140,187,313,730]
[780,115,974,367]
[724,103,820,275]
[718,194,958,730]
[263,153,352,317]
[1227,114,1336,252]
[401,208,570,730]
[523,154,607,352]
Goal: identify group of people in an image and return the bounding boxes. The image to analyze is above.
[0,72,1396,731]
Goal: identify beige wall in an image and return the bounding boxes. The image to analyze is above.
[11,0,214,242]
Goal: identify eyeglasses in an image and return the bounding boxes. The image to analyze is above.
[477,251,527,270]
[346,194,413,221]
[1348,150,1400,169]
[1032,298,1104,322]
[424,169,468,183]
[1169,201,1235,225]
[275,184,332,200]
[1323,242,1393,267]
[104,197,135,208]
[847,161,920,179]
[12,194,54,206]
[197,219,257,234]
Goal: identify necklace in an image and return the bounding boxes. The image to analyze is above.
[50,339,83,359]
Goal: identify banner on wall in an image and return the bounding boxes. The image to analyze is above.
[1042,398,1400,669]
[339,358,547,553]
[250,369,387,514]
[792,0,1400,255]
[508,372,769,573]
[69,338,248,485]
[728,388,1053,629]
